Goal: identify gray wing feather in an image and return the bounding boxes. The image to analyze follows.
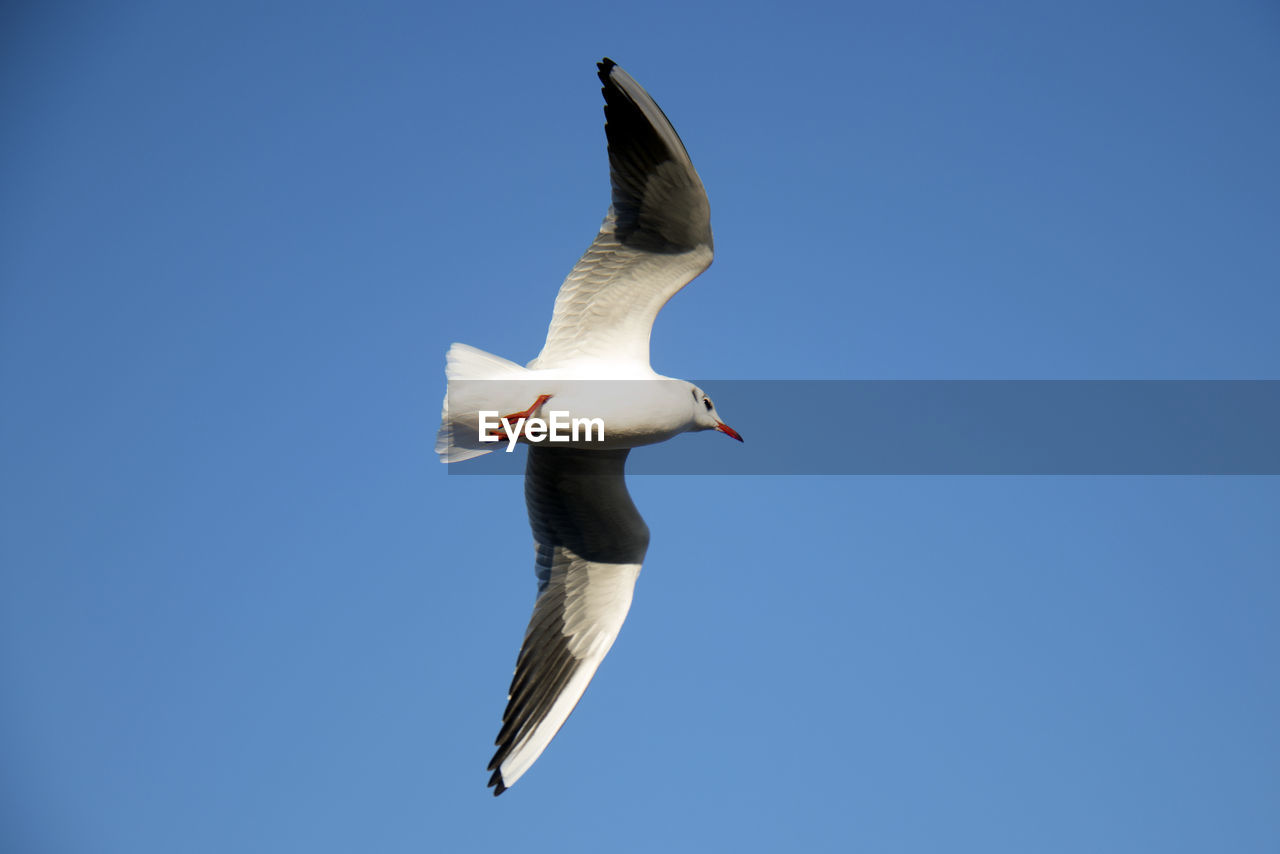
[530,59,713,369]
[487,446,649,794]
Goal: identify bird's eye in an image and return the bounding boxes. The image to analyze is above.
[704,398,713,411]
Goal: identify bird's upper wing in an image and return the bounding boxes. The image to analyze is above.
[529,58,713,372]
[487,446,649,794]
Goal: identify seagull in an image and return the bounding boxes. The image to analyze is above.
[436,58,741,795]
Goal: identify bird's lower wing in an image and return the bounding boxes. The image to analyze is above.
[487,447,649,794]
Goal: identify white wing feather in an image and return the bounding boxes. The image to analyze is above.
[529,60,713,371]
[487,447,649,794]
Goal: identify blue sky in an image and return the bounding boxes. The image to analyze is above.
[2,1,1278,852]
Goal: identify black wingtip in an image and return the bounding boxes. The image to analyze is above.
[488,768,507,796]
[598,57,617,81]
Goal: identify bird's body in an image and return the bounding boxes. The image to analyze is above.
[438,349,715,456]
[436,58,740,794]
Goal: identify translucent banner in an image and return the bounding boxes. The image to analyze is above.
[436,380,1280,474]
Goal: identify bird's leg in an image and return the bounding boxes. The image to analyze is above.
[486,394,553,438]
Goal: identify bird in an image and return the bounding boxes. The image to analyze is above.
[436,58,741,795]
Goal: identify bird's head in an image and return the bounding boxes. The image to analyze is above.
[688,384,742,442]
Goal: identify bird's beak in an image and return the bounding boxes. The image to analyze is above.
[715,422,743,442]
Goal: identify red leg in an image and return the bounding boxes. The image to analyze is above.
[486,394,553,438]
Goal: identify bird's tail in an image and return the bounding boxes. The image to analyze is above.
[435,343,533,463]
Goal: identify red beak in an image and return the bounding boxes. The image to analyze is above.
[715,422,744,442]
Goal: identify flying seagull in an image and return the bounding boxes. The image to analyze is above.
[436,58,741,795]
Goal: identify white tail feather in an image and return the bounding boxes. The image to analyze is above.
[435,343,533,463]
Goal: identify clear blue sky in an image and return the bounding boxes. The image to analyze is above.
[3,1,1278,852]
